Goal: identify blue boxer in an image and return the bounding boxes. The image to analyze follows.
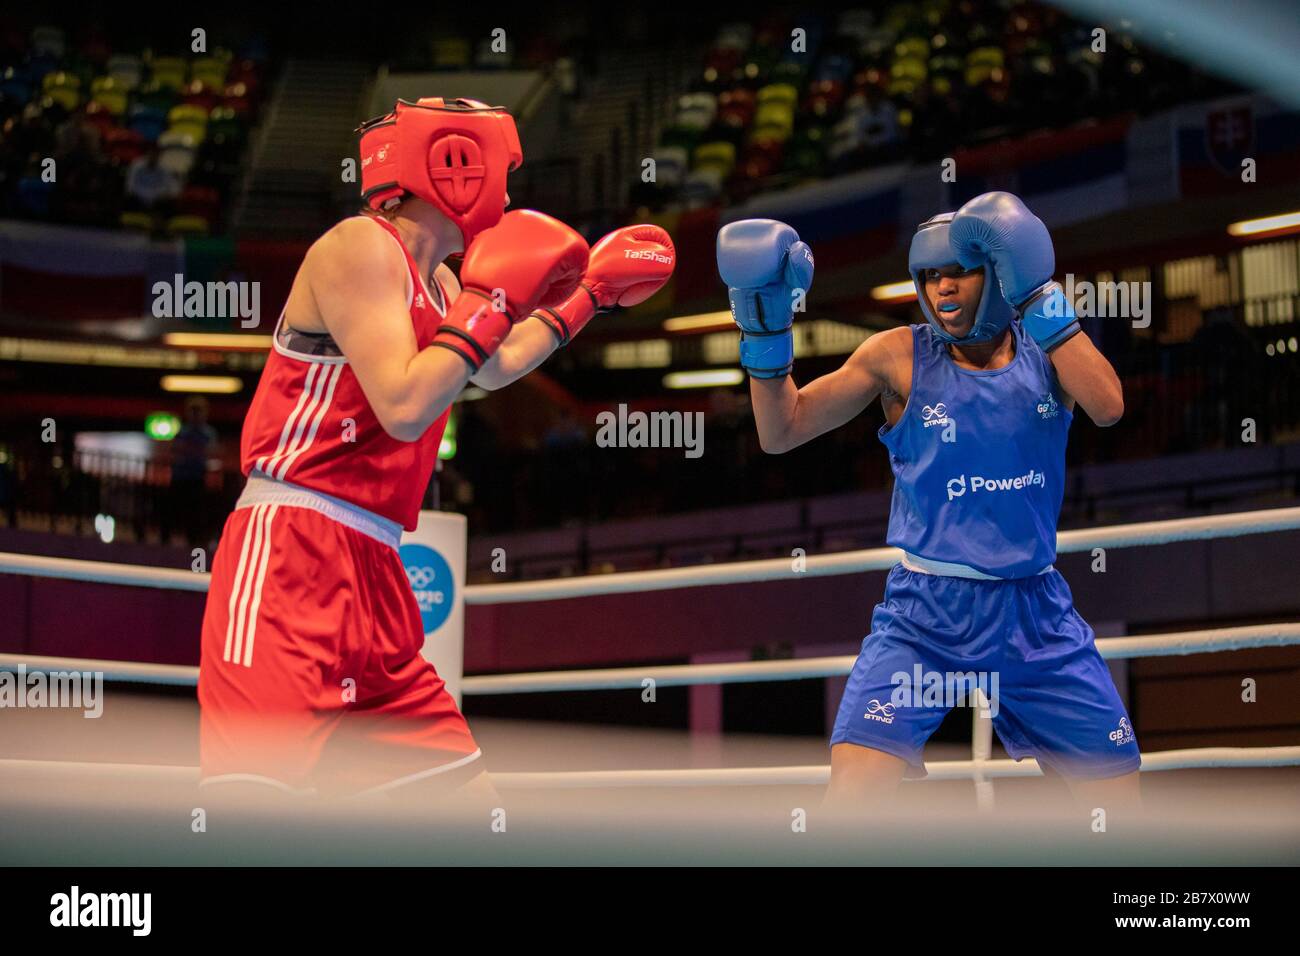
[828,203,1141,778]
[716,198,1140,783]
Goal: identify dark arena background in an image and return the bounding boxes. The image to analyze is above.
[0,0,1297,927]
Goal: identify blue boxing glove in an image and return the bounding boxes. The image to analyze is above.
[949,192,1080,352]
[716,219,815,378]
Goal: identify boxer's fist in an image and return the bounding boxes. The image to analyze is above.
[716,219,814,378]
[537,224,676,346]
[948,192,1054,306]
[463,210,589,318]
[434,211,589,370]
[950,192,1079,350]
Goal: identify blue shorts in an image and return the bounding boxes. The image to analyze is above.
[831,565,1141,779]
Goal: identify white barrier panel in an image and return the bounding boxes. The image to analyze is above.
[399,511,467,707]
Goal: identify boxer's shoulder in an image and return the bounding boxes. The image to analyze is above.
[851,324,914,376]
[306,216,407,289]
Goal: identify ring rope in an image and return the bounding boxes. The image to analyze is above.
[468,506,1300,603]
[4,745,1298,789]
[1,506,1297,602]
[2,508,1297,797]
[3,622,1297,692]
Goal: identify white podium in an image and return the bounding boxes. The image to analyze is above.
[398,510,467,706]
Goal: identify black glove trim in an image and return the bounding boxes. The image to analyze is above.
[1014,280,1060,314]
[1042,322,1082,353]
[537,307,570,346]
[746,364,793,379]
[429,338,481,372]
[433,326,491,366]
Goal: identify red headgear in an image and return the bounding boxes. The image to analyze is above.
[357,97,522,247]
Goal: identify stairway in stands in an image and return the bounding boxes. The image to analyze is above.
[540,45,701,220]
[231,59,373,239]
[232,47,701,236]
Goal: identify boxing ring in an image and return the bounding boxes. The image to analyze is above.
[2,505,1300,813]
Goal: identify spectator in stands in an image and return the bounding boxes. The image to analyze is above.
[542,407,587,450]
[859,87,901,154]
[1191,307,1268,448]
[438,459,476,512]
[125,145,181,212]
[457,401,510,529]
[700,388,750,506]
[165,397,217,546]
[54,112,103,164]
[56,157,123,227]
[909,83,964,159]
[0,446,14,527]
[540,408,590,524]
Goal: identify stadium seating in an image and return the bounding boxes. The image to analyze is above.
[638,1,1207,210]
[0,23,265,235]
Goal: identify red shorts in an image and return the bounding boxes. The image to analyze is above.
[198,502,480,794]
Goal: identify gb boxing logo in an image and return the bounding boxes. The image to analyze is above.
[1109,717,1136,746]
[429,135,487,212]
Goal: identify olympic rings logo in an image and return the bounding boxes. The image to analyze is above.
[406,566,439,589]
[400,544,454,631]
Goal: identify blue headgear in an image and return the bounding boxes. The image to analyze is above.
[908,212,1015,344]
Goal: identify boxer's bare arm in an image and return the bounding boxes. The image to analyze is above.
[429,264,561,391]
[310,218,471,442]
[1047,331,1124,426]
[470,317,560,390]
[755,326,912,453]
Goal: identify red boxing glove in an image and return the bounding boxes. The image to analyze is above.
[535,224,675,346]
[433,210,589,370]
